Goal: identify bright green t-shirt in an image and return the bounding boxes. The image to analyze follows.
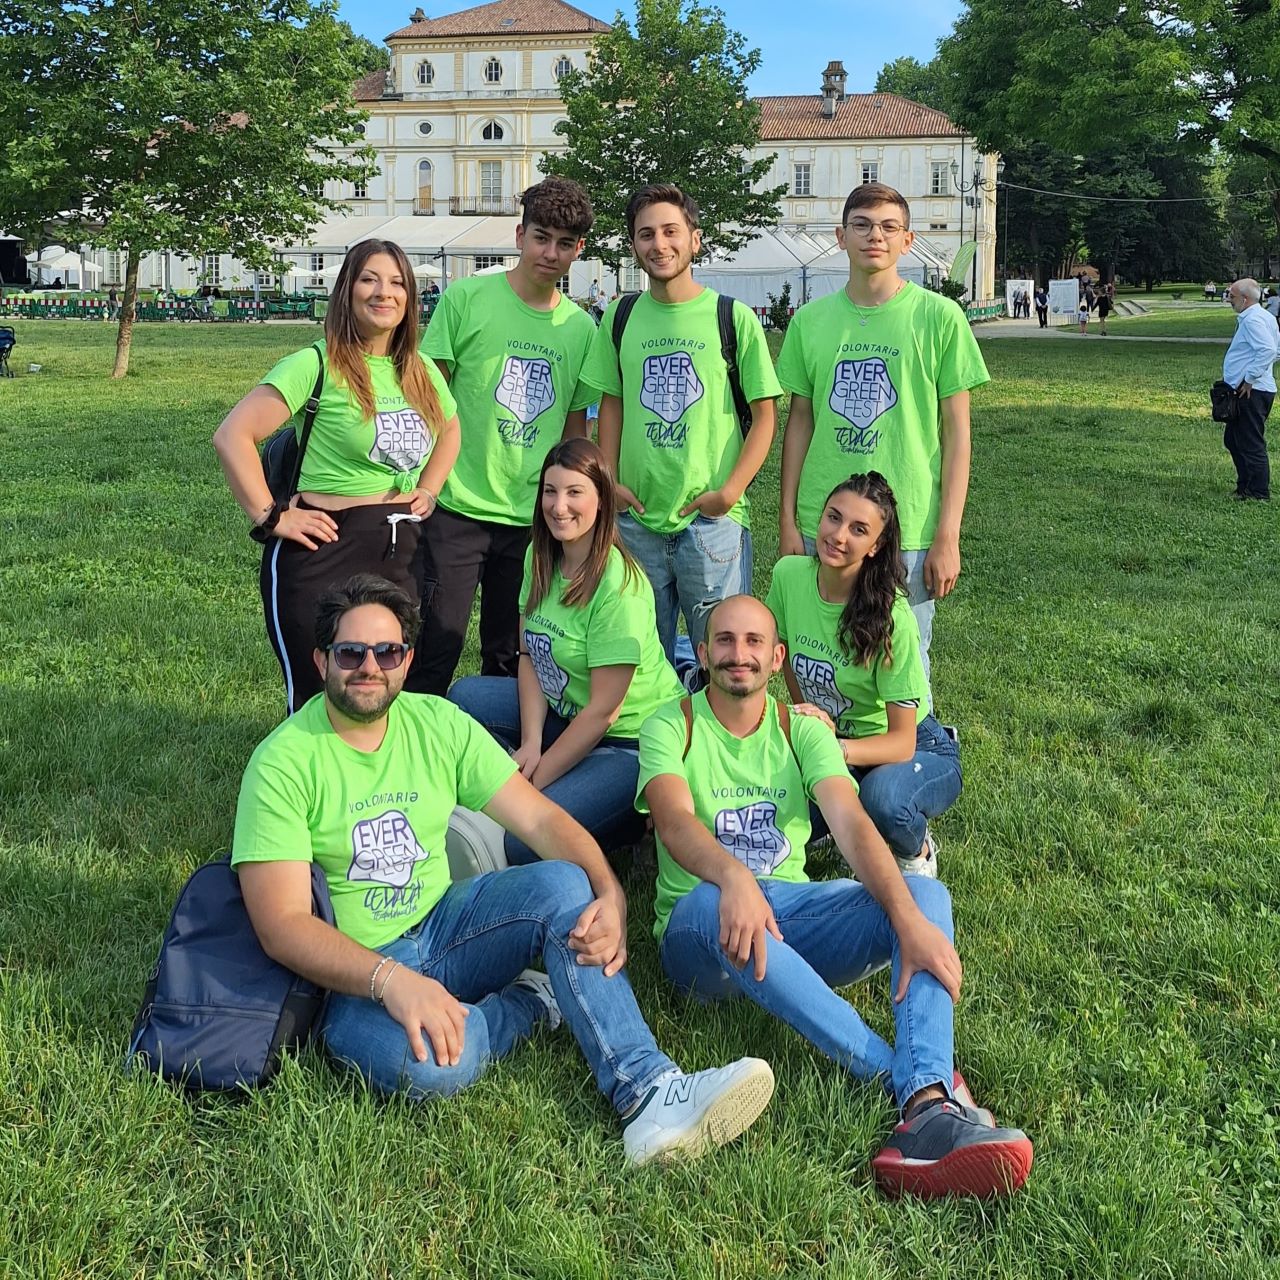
[581,290,782,534]
[261,340,457,498]
[636,693,852,939]
[521,544,684,738]
[775,283,989,550]
[423,273,597,525]
[231,694,516,950]
[765,555,928,740]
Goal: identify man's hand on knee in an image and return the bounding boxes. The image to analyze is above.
[718,867,783,982]
[569,893,628,976]
[382,970,470,1066]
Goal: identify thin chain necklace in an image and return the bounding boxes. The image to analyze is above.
[845,279,905,327]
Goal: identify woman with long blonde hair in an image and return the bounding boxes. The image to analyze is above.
[215,239,460,713]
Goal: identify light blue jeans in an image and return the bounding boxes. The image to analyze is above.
[620,511,753,662]
[802,537,935,694]
[660,874,955,1108]
[808,715,962,859]
[447,675,645,864]
[319,861,676,1114]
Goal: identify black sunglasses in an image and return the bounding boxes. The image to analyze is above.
[327,641,409,671]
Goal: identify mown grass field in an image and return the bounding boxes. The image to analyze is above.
[2,321,1278,1279]
[1104,309,1238,339]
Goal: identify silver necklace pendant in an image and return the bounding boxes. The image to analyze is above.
[859,316,868,326]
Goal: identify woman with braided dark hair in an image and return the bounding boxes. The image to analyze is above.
[765,471,961,878]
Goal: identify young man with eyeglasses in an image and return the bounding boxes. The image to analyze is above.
[776,183,989,689]
[415,177,600,695]
[231,573,775,1164]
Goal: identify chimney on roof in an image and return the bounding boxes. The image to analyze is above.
[821,60,847,103]
[411,7,426,22]
[821,83,838,119]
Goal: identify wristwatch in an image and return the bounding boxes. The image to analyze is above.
[249,500,285,543]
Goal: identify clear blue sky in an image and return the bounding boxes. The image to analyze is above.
[342,1,964,96]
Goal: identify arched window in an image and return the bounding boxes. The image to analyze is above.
[481,120,505,141]
[417,60,434,86]
[417,159,434,213]
[484,57,502,83]
[554,55,572,80]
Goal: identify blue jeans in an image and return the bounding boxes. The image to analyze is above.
[802,537,935,696]
[319,861,675,1114]
[809,716,962,859]
[447,676,645,864]
[620,511,753,662]
[660,875,954,1107]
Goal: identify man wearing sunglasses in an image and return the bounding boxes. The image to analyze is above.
[776,182,989,694]
[230,573,774,1165]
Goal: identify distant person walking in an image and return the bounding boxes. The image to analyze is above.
[1095,289,1112,335]
[1222,278,1279,501]
[1077,297,1089,334]
[1034,286,1048,328]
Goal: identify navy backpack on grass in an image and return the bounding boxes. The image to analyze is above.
[127,856,335,1092]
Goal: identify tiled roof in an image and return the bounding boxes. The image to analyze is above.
[354,68,388,101]
[387,0,609,40]
[757,93,965,140]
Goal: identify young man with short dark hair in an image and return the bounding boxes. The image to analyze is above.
[583,183,782,662]
[232,573,776,1165]
[636,593,1033,1198]
[417,177,600,693]
[777,183,989,689]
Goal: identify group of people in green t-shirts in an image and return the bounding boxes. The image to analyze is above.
[214,177,1033,1198]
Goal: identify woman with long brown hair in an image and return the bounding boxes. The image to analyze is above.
[214,239,460,713]
[765,471,962,878]
[449,437,682,865]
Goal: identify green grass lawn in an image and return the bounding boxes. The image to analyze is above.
[1105,309,1239,338]
[3,322,1279,1278]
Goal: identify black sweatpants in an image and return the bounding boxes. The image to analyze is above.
[1225,389,1274,498]
[412,505,531,695]
[259,499,425,715]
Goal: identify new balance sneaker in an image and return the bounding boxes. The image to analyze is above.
[623,1058,775,1166]
[896,828,939,879]
[951,1070,996,1127]
[510,969,561,1031]
[872,1098,1033,1199]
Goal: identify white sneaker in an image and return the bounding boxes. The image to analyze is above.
[897,828,939,879]
[510,968,561,1031]
[622,1058,775,1166]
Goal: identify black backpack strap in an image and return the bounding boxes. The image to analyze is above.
[286,342,326,496]
[680,696,694,761]
[717,293,753,437]
[611,292,642,386]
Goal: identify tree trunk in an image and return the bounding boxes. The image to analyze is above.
[111,247,141,379]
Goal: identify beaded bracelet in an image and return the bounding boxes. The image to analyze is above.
[369,955,393,1002]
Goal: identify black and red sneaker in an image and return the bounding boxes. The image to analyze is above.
[951,1070,996,1127]
[872,1099,1033,1200]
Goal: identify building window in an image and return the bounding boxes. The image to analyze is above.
[930,161,950,196]
[352,123,365,137]
[861,161,879,185]
[557,273,570,293]
[619,262,646,292]
[554,55,572,80]
[792,162,812,197]
[484,57,502,84]
[417,159,434,211]
[480,161,502,201]
[353,179,367,199]
[417,120,433,136]
[481,120,505,141]
[200,253,221,285]
[105,250,124,284]
[929,222,948,231]
[474,255,506,271]
[308,253,324,286]
[417,60,434,86]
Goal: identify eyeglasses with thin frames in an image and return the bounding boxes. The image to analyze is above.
[845,217,906,238]
[326,641,409,671]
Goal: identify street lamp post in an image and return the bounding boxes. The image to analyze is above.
[951,156,1005,305]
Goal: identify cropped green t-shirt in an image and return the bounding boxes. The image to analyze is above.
[261,340,457,497]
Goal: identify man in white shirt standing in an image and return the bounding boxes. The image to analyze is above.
[1223,279,1279,501]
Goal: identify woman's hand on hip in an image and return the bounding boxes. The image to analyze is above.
[274,502,339,550]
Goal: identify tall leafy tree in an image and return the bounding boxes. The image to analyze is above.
[0,0,375,377]
[873,56,950,112]
[539,0,785,268]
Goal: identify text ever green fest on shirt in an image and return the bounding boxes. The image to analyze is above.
[423,272,598,525]
[261,339,457,497]
[775,283,989,550]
